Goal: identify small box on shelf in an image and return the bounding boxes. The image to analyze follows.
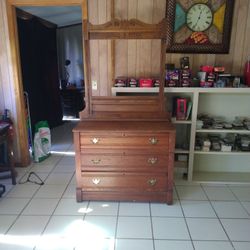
[139,78,153,88]
[172,97,192,121]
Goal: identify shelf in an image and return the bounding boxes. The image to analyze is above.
[112,87,250,95]
[196,129,250,134]
[112,86,250,184]
[175,149,190,154]
[112,87,159,95]
[172,119,192,124]
[166,87,250,94]
[192,171,250,184]
[194,150,250,155]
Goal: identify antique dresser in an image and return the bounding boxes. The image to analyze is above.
[73,1,175,204]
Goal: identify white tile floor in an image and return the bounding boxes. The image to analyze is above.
[0,121,250,250]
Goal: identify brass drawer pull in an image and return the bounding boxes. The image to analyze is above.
[149,137,158,145]
[92,178,101,185]
[91,159,101,164]
[147,179,157,186]
[148,157,158,165]
[91,138,100,144]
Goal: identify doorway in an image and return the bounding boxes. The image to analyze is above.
[6,0,87,166]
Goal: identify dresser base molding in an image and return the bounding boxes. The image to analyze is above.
[76,188,173,204]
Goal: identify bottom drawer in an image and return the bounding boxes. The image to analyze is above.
[78,172,168,192]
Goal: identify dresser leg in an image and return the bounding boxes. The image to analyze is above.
[76,188,82,202]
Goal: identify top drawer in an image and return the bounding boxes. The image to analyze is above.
[80,133,169,149]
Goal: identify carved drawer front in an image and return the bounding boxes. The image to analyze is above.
[80,133,169,149]
[80,154,169,171]
[80,172,168,191]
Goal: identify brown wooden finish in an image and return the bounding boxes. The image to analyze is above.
[80,154,169,172]
[81,96,170,120]
[74,120,175,132]
[79,147,171,155]
[88,18,167,40]
[74,2,176,205]
[80,135,169,148]
[74,120,175,204]
[79,172,168,191]
[77,189,171,203]
[80,1,168,120]
[5,1,30,166]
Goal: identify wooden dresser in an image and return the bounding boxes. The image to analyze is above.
[72,6,175,204]
[73,120,175,204]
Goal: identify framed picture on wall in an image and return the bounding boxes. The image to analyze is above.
[166,0,235,53]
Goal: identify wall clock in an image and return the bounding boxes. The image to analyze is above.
[166,0,235,53]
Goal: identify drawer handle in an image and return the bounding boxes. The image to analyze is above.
[148,157,158,165]
[147,179,157,186]
[91,159,101,164]
[92,178,101,185]
[149,137,158,145]
[91,138,100,144]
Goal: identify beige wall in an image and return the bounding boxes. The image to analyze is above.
[88,0,250,96]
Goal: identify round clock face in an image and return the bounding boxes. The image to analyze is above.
[186,3,213,32]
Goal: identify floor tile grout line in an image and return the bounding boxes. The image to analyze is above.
[149,202,156,250]
[59,168,76,199]
[200,184,235,250]
[113,201,120,250]
[227,184,250,217]
[175,185,195,250]
[3,166,55,236]
[11,171,66,248]
[0,121,75,249]
[33,163,77,249]
[27,141,74,249]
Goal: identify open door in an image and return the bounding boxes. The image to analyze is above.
[5,0,88,167]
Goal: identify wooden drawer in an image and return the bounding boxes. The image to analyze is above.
[80,147,169,155]
[79,172,168,192]
[80,154,169,172]
[80,133,169,149]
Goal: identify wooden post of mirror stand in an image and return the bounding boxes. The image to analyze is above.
[80,0,92,118]
[159,38,167,114]
[111,0,115,87]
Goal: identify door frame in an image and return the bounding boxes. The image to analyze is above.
[6,0,88,166]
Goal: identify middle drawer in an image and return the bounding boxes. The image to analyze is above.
[80,154,169,172]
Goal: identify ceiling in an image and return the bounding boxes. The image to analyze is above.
[18,6,82,27]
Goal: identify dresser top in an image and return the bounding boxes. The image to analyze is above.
[73,120,175,133]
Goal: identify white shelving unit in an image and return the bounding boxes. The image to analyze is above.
[112,87,250,183]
